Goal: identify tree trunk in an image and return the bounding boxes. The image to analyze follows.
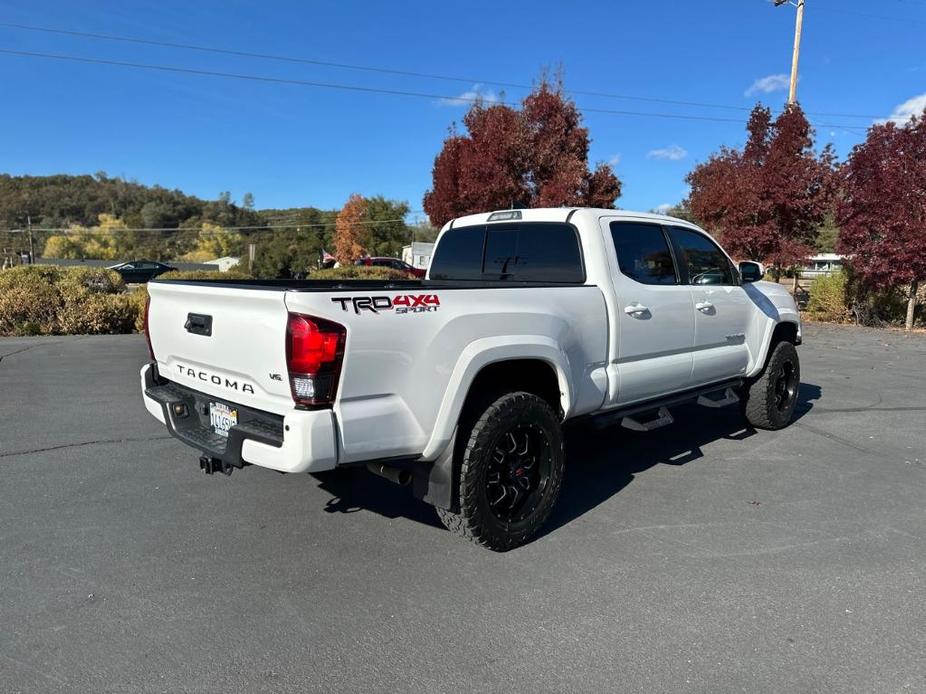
[906,280,919,331]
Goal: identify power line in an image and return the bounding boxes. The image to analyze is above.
[0,47,870,131]
[0,216,419,234]
[0,20,883,120]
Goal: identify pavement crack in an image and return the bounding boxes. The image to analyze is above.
[0,343,49,365]
[794,421,879,455]
[0,435,173,459]
[816,405,926,413]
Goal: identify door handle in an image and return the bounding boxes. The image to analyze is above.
[624,303,650,315]
[695,301,714,312]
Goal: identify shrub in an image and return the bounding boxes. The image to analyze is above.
[0,281,62,335]
[0,265,143,335]
[0,264,63,293]
[807,271,850,322]
[57,292,137,334]
[57,266,125,294]
[310,266,410,281]
[126,289,149,332]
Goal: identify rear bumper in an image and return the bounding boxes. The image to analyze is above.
[140,363,338,473]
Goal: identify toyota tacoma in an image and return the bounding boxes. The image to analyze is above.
[141,208,802,550]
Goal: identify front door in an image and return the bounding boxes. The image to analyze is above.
[605,220,695,406]
[667,226,751,385]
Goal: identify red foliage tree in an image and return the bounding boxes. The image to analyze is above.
[334,193,368,265]
[837,111,926,329]
[423,80,621,227]
[687,104,836,273]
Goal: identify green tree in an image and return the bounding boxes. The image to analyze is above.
[364,196,411,257]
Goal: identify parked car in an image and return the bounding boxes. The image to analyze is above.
[108,260,175,283]
[141,208,801,550]
[355,256,426,278]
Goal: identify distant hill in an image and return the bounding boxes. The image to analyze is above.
[0,174,417,278]
[0,173,265,230]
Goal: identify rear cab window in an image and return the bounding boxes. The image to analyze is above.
[429,222,584,283]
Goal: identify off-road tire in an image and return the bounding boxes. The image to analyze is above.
[436,391,564,551]
[742,340,801,430]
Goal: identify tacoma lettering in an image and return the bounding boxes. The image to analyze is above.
[176,364,255,394]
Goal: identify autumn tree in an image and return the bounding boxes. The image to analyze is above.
[837,111,926,329]
[334,193,369,264]
[423,79,621,226]
[687,104,836,274]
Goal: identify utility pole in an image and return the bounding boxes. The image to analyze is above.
[27,215,34,264]
[776,0,805,105]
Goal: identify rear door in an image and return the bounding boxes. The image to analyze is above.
[605,220,695,405]
[147,281,294,414]
[667,226,751,385]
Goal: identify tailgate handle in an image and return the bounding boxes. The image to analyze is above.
[184,313,212,336]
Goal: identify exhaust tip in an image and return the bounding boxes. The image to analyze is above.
[367,462,412,486]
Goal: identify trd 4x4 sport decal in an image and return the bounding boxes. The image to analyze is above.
[331,294,440,315]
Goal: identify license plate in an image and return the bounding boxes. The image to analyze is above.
[209,402,238,438]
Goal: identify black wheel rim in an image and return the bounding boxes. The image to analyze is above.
[774,359,798,412]
[485,424,552,523]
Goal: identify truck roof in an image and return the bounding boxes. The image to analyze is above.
[445,207,688,230]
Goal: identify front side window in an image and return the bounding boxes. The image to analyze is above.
[669,227,735,286]
[609,222,678,285]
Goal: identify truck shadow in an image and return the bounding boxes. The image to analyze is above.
[542,381,821,538]
[314,382,822,539]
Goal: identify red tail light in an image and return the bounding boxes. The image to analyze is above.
[143,294,155,361]
[286,313,346,408]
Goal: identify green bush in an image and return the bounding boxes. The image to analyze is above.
[310,266,410,281]
[58,292,137,334]
[0,264,63,293]
[0,265,144,335]
[126,288,149,333]
[0,280,62,335]
[807,271,850,323]
[57,266,126,295]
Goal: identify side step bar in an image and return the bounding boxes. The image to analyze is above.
[622,406,674,432]
[697,387,740,409]
[587,378,744,431]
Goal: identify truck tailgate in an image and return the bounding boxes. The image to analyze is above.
[147,281,294,415]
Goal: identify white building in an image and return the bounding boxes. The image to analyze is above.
[802,253,844,278]
[209,256,242,272]
[402,242,434,270]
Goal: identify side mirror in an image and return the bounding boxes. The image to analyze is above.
[739,261,765,283]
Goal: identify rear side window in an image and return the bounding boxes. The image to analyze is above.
[669,227,736,286]
[428,226,485,280]
[609,222,678,285]
[429,222,584,282]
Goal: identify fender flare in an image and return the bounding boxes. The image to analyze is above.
[413,336,572,511]
[747,313,801,378]
[419,336,572,462]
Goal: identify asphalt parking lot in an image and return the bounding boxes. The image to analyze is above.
[1,324,924,693]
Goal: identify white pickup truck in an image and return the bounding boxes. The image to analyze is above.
[141,208,801,550]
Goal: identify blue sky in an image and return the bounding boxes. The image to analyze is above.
[0,0,923,221]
